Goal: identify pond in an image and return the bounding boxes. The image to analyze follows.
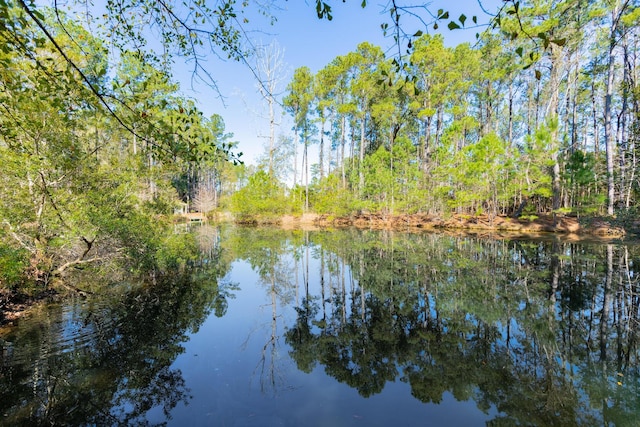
[1,226,639,426]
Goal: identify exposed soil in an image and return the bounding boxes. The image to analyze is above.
[310,213,632,240]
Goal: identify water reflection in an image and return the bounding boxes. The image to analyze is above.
[1,227,640,425]
[0,237,233,426]
[281,230,640,426]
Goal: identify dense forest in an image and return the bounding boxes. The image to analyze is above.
[266,2,640,222]
[0,0,639,294]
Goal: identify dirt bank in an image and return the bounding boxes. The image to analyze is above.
[310,213,630,239]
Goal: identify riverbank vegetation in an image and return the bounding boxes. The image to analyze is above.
[0,4,238,301]
[1,0,639,302]
[231,2,640,226]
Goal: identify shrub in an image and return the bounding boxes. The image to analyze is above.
[0,241,29,291]
[230,170,289,221]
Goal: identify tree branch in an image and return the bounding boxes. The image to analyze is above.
[17,0,175,157]
[1,220,36,254]
[52,256,104,276]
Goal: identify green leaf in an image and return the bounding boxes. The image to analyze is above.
[32,8,45,22]
[516,46,523,57]
[413,30,423,37]
[534,69,541,80]
[459,14,467,26]
[448,21,460,30]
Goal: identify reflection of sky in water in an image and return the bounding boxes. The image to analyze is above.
[5,231,637,426]
[155,258,498,426]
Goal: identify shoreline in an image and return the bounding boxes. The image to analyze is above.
[0,288,60,330]
[279,213,632,240]
[1,213,634,326]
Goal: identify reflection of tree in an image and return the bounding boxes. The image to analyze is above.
[285,230,640,425]
[12,226,633,424]
[287,297,319,373]
[224,227,300,393]
[0,238,232,426]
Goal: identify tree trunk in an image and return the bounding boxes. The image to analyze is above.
[548,45,562,212]
[340,114,346,188]
[359,115,366,195]
[304,139,309,211]
[319,114,325,181]
[604,2,621,215]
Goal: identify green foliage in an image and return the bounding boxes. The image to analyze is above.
[0,5,242,293]
[563,150,605,215]
[520,121,557,200]
[443,133,513,216]
[565,150,597,187]
[310,174,356,215]
[0,240,28,290]
[230,170,290,221]
[275,0,640,220]
[362,146,394,211]
[283,66,315,141]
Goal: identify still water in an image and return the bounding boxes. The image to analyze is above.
[1,226,640,426]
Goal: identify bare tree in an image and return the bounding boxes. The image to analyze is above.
[193,183,217,214]
[254,41,288,177]
[257,134,295,183]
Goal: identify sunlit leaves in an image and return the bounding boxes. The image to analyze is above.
[0,4,243,289]
[230,170,290,221]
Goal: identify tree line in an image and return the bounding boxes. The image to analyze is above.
[235,0,639,222]
[1,0,639,293]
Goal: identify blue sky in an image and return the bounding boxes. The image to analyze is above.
[172,1,501,168]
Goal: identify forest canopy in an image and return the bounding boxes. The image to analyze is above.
[274,0,639,222]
